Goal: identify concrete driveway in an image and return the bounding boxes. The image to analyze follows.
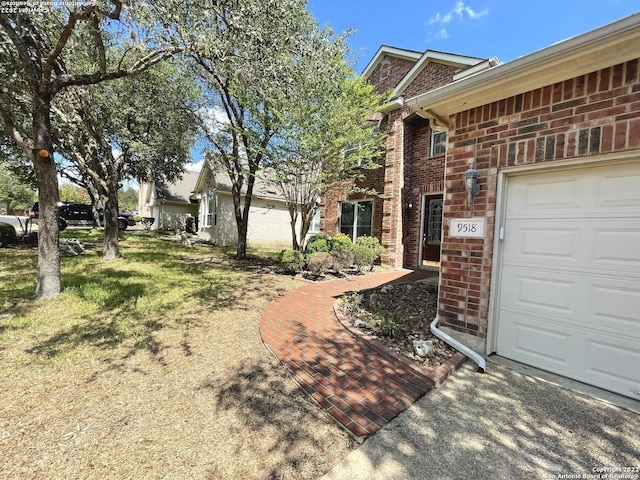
[321,359,640,480]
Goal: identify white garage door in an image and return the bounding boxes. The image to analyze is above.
[496,160,640,399]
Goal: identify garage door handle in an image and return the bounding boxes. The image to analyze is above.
[499,226,505,240]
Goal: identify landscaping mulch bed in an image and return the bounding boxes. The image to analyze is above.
[340,281,457,371]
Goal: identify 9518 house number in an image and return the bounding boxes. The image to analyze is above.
[449,217,487,238]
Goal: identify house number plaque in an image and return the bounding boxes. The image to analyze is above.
[449,217,487,238]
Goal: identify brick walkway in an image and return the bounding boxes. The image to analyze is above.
[260,269,441,441]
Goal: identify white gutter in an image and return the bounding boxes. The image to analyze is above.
[430,315,486,373]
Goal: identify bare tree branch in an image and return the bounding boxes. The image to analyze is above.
[0,105,33,155]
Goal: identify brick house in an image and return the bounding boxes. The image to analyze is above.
[323,14,640,399]
[321,47,498,268]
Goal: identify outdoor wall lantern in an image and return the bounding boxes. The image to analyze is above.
[463,167,480,216]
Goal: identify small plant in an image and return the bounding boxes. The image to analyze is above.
[331,248,354,272]
[339,292,363,317]
[305,234,331,255]
[367,297,415,339]
[329,232,353,252]
[354,235,385,271]
[278,248,304,274]
[0,222,17,247]
[306,252,333,276]
[351,244,376,272]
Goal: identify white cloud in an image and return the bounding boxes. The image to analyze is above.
[199,106,229,137]
[184,159,204,172]
[428,1,488,26]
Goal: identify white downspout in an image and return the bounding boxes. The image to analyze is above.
[430,315,486,373]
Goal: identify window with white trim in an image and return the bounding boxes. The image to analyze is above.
[431,130,447,156]
[202,188,218,228]
[309,210,321,234]
[340,200,373,241]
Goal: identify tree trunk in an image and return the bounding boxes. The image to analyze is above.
[102,183,122,260]
[235,206,248,260]
[287,204,300,251]
[32,97,61,299]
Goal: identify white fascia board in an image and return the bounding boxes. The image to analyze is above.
[453,57,501,81]
[405,13,640,120]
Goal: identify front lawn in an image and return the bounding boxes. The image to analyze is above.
[0,231,353,479]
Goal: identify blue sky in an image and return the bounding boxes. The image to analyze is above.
[178,0,638,174]
[308,0,639,72]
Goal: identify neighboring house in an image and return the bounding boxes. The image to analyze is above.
[322,14,640,400]
[192,161,298,248]
[138,171,200,231]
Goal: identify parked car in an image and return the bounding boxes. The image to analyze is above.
[29,202,137,231]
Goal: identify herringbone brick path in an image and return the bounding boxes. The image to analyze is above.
[260,269,438,440]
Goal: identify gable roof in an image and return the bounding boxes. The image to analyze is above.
[361,45,422,79]
[362,45,500,114]
[405,13,640,127]
[393,50,492,96]
[155,170,200,203]
[193,161,286,202]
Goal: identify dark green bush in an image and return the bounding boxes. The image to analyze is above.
[0,222,17,247]
[351,244,377,272]
[278,249,304,273]
[329,232,353,252]
[305,235,331,255]
[354,235,385,271]
[306,252,334,276]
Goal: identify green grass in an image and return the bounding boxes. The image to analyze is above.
[0,230,279,366]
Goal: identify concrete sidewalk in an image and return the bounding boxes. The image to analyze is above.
[321,360,640,480]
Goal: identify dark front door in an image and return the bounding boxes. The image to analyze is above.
[422,195,443,263]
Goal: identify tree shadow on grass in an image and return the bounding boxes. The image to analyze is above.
[25,311,165,360]
[200,358,352,479]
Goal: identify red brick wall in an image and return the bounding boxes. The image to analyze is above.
[403,62,459,98]
[402,116,445,268]
[368,55,417,94]
[438,59,640,338]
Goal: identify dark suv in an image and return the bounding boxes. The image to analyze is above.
[29,202,136,231]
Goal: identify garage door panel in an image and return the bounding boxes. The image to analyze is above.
[504,223,581,267]
[596,170,640,208]
[499,314,574,366]
[584,339,640,393]
[520,179,581,211]
[497,160,640,399]
[501,267,580,317]
[592,228,640,271]
[589,282,640,335]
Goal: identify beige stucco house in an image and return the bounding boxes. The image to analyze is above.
[192,162,300,248]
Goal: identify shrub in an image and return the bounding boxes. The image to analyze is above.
[354,235,385,271]
[0,222,17,247]
[339,292,363,317]
[331,248,354,272]
[305,234,330,255]
[306,252,333,276]
[351,245,377,272]
[355,235,385,255]
[279,249,304,273]
[366,296,414,339]
[329,232,353,253]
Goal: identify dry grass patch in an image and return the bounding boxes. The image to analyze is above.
[0,232,354,479]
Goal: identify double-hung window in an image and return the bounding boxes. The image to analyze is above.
[431,130,447,156]
[340,200,373,241]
